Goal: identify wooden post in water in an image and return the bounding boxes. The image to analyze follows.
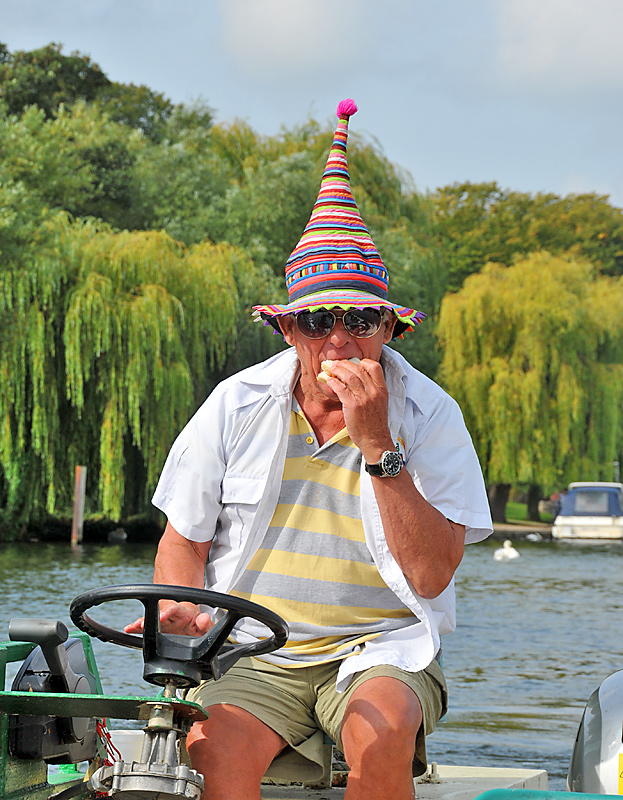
[71,465,87,546]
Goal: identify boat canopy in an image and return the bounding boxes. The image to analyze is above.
[560,485,623,517]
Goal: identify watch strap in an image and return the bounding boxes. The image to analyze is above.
[364,460,385,477]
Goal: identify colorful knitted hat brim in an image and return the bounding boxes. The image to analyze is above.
[256,290,425,339]
[253,99,424,338]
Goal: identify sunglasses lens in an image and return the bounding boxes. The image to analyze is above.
[343,309,383,338]
[296,311,335,338]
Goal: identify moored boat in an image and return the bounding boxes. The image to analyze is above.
[552,482,623,541]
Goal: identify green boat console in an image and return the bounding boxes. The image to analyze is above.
[0,584,288,800]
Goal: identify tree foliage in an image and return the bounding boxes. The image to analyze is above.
[0,42,110,117]
[434,182,623,290]
[437,252,623,492]
[205,149,321,273]
[0,214,282,524]
[3,40,623,531]
[0,101,151,240]
[0,41,176,143]
[95,82,175,143]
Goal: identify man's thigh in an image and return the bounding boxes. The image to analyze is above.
[186,656,324,748]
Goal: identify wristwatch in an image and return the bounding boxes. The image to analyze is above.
[364,450,404,478]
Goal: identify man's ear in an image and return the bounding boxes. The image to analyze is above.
[279,315,296,347]
[383,312,397,344]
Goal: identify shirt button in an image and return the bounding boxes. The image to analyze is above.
[306,436,314,444]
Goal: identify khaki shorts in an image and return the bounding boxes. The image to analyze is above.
[186,656,447,779]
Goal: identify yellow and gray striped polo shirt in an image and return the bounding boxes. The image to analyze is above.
[230,400,417,666]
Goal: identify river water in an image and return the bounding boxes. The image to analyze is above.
[1,537,622,789]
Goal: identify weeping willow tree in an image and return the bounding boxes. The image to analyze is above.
[437,251,623,520]
[0,213,281,529]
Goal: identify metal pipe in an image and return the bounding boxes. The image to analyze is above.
[164,729,178,765]
[154,730,168,762]
[140,730,154,763]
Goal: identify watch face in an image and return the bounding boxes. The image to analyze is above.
[382,451,403,477]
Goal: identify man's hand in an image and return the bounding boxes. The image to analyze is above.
[124,601,214,636]
[322,358,394,462]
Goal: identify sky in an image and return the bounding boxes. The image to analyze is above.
[2,0,622,207]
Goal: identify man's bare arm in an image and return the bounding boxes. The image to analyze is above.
[367,472,465,599]
[125,522,213,635]
[153,521,212,587]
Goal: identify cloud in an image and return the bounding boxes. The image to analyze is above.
[493,0,623,95]
[218,0,368,79]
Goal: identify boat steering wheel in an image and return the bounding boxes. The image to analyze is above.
[70,584,288,688]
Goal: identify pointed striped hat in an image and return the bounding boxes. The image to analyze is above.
[253,99,425,338]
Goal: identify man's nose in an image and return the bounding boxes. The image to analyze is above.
[328,317,352,344]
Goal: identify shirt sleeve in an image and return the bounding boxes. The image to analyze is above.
[152,396,227,543]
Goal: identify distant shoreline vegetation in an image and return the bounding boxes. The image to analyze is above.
[0,42,622,537]
[0,511,162,544]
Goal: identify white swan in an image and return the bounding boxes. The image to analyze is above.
[493,539,520,561]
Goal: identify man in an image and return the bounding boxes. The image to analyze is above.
[127,100,492,800]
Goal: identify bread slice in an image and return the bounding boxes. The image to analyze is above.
[317,357,360,383]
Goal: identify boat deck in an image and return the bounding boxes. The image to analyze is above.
[261,762,548,800]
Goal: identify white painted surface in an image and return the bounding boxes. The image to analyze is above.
[414,763,548,800]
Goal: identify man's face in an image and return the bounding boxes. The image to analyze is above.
[280,308,396,396]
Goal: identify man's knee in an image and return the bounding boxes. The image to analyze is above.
[186,703,286,777]
[340,677,422,765]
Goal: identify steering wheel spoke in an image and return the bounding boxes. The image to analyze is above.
[195,610,238,656]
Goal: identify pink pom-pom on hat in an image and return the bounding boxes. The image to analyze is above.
[337,98,358,118]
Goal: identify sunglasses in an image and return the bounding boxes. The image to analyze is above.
[295,308,384,339]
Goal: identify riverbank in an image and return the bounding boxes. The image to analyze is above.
[491,520,552,541]
[3,516,552,544]
[0,514,164,544]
